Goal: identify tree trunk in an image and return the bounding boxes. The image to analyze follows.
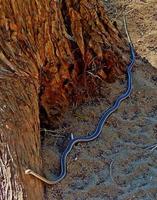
[0,0,130,199]
[0,1,44,199]
[0,76,43,200]
[39,0,130,127]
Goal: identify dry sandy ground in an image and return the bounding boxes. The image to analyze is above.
[42,60,157,200]
[105,0,157,68]
[41,1,157,199]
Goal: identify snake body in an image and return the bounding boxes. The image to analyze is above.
[25,17,135,185]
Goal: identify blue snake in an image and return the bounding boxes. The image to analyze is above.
[25,19,135,185]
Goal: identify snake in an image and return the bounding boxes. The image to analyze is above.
[25,16,135,184]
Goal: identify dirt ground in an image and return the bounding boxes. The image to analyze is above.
[41,1,157,199]
[105,0,157,68]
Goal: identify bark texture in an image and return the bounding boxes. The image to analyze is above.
[0,0,44,199]
[0,0,130,199]
[38,0,130,126]
[0,77,43,200]
[1,0,130,128]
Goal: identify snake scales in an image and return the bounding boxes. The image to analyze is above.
[25,16,135,185]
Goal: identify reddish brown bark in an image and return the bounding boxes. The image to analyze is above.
[0,0,130,199]
[0,0,44,199]
[1,0,130,128]
[39,0,130,126]
[0,76,43,200]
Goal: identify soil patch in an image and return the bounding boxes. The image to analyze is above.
[41,1,157,199]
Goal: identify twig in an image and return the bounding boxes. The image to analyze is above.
[109,159,116,184]
[123,15,132,45]
[87,71,103,81]
[150,144,157,152]
[40,126,70,133]
[40,128,66,138]
[70,133,74,140]
[109,159,129,189]
[145,143,157,152]
[64,31,75,42]
[88,56,97,69]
